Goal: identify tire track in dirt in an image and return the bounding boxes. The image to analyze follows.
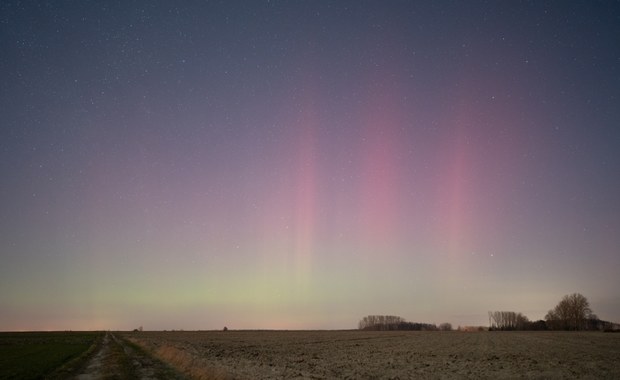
[72,331,187,379]
[73,332,113,380]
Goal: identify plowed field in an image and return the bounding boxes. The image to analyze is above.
[123,330,620,379]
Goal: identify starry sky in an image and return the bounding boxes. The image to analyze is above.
[1,1,619,331]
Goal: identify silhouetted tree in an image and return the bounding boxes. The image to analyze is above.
[488,311,529,330]
[545,309,561,330]
[525,320,548,331]
[358,315,406,330]
[545,293,593,330]
[358,315,437,331]
[439,323,452,331]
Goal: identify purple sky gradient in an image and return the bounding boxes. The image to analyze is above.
[1,1,619,330]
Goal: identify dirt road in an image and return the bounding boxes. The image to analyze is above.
[73,331,187,380]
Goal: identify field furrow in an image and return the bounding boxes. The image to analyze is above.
[122,330,620,379]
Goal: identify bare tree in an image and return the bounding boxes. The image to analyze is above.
[358,315,406,330]
[488,311,529,330]
[545,293,593,330]
[545,309,557,329]
[358,315,437,331]
[439,323,452,331]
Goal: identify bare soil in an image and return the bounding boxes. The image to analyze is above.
[122,330,620,379]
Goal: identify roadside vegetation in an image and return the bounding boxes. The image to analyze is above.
[119,334,190,379]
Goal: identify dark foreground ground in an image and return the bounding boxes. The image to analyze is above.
[2,330,618,379]
[123,330,620,379]
[0,331,185,380]
[0,331,100,379]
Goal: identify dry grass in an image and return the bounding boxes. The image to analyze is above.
[128,338,230,380]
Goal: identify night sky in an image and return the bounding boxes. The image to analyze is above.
[1,1,619,331]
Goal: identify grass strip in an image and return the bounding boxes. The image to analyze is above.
[0,331,101,380]
[118,335,190,379]
[47,331,105,379]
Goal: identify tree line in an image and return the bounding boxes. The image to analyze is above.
[358,315,452,331]
[358,293,618,333]
[488,311,547,331]
[489,293,618,331]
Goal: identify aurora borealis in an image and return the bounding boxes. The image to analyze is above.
[1,1,619,331]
